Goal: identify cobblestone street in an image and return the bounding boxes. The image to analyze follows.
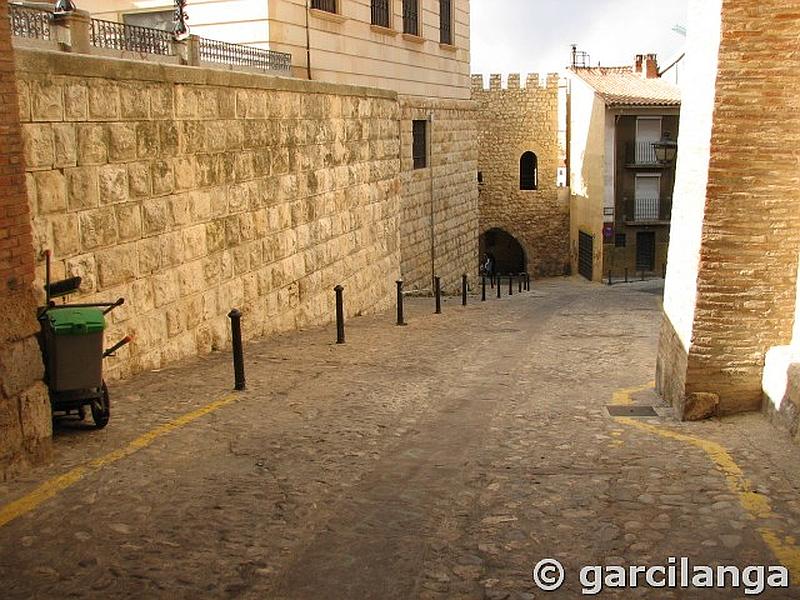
[1,278,799,599]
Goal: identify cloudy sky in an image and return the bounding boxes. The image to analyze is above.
[470,0,689,77]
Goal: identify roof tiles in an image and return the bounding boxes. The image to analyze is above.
[570,66,681,107]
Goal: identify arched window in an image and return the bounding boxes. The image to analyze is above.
[520,151,538,190]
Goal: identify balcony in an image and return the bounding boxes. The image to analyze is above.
[624,196,672,224]
[624,141,665,167]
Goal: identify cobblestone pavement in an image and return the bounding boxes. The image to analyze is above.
[1,277,799,599]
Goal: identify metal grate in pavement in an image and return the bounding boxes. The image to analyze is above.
[606,405,659,417]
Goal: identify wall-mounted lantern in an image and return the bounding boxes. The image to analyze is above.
[173,0,190,39]
[53,0,76,14]
[652,132,678,164]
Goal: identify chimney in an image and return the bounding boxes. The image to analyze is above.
[645,53,659,78]
[634,54,644,75]
[634,53,659,79]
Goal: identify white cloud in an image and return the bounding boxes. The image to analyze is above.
[470,0,689,77]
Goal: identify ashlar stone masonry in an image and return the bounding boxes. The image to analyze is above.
[18,49,403,382]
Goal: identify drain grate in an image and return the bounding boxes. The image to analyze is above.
[606,405,658,417]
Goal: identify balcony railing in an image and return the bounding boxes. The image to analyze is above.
[9,9,293,76]
[199,38,292,74]
[625,141,661,166]
[90,18,174,55]
[9,4,52,40]
[371,0,390,28]
[626,196,671,222]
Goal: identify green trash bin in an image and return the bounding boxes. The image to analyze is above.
[45,307,106,392]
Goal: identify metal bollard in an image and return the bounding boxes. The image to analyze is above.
[228,309,246,391]
[490,274,495,289]
[508,274,513,296]
[396,279,406,326]
[434,276,442,314]
[334,285,345,344]
[462,274,468,306]
[497,275,502,298]
[481,276,486,302]
[526,273,531,291]
[518,275,523,293]
[624,268,628,284]
[641,270,645,282]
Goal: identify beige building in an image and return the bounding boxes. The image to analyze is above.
[84,0,478,292]
[567,56,680,282]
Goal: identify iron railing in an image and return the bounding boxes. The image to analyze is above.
[9,4,52,40]
[311,0,336,12]
[628,196,671,222]
[371,0,390,28]
[440,0,452,44]
[90,18,174,55]
[199,38,292,74]
[403,0,419,35]
[625,141,660,165]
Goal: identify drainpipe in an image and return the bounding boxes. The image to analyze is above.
[305,0,312,80]
[429,112,435,289]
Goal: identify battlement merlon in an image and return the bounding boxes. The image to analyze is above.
[470,73,562,92]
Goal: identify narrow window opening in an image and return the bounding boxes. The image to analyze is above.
[520,151,538,190]
[413,120,427,169]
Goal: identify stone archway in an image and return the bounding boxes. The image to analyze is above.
[479,228,527,274]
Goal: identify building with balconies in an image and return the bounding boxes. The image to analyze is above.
[568,53,680,282]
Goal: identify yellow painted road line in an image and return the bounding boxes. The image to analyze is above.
[611,385,800,580]
[0,392,239,529]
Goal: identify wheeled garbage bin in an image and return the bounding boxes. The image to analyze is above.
[44,307,106,392]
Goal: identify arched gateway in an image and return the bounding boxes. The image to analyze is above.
[479,228,526,274]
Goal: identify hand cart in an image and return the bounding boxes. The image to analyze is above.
[37,251,132,429]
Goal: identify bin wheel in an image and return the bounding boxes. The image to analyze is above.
[91,382,110,429]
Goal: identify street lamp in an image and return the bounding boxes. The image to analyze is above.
[174,0,190,40]
[652,132,678,164]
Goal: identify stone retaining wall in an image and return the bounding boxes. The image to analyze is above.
[17,49,403,381]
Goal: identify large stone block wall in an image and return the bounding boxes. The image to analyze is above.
[658,0,800,419]
[399,97,478,293]
[472,73,568,278]
[17,49,403,382]
[0,0,51,482]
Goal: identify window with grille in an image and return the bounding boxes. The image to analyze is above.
[371,0,390,27]
[413,120,427,169]
[440,0,452,44]
[403,0,419,35]
[311,0,337,13]
[520,151,538,190]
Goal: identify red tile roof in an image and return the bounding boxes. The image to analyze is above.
[570,66,681,107]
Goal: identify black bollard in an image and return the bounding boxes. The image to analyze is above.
[490,274,495,289]
[434,276,442,314]
[641,270,645,282]
[497,275,502,298]
[518,276,523,293]
[334,285,345,344]
[396,279,406,326]
[481,276,486,302]
[462,274,468,306]
[228,309,246,391]
[508,274,513,296]
[624,268,628,284]
[526,273,531,291]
